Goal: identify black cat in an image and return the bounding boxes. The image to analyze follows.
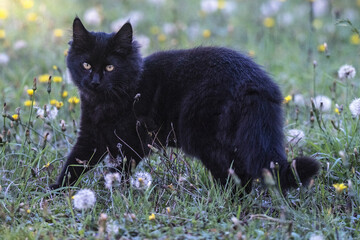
[50,17,320,192]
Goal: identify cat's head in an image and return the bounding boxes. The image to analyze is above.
[67,17,142,101]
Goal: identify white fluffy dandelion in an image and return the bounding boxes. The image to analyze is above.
[287,129,305,146]
[104,172,121,189]
[313,95,332,112]
[293,94,305,106]
[73,189,96,210]
[338,64,356,80]
[349,98,360,117]
[84,8,102,26]
[130,172,152,190]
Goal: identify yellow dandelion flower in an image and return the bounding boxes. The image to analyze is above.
[26,209,31,214]
[0,8,8,20]
[12,114,19,121]
[27,89,34,96]
[50,99,58,106]
[68,96,80,104]
[39,74,50,83]
[263,17,275,28]
[20,0,34,9]
[334,108,340,115]
[333,183,347,193]
[24,100,35,107]
[248,50,255,57]
[202,29,211,38]
[166,207,171,214]
[52,76,62,83]
[148,213,155,220]
[27,12,38,22]
[56,101,64,109]
[157,33,166,42]
[217,0,226,9]
[283,95,292,104]
[53,28,64,38]
[44,162,50,168]
[0,29,6,39]
[317,43,326,52]
[150,26,160,35]
[52,65,58,70]
[62,91,68,98]
[312,19,323,30]
[350,33,360,45]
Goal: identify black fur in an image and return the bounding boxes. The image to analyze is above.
[50,18,320,192]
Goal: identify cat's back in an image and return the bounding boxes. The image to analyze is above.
[142,46,281,102]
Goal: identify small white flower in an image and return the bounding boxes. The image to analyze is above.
[36,106,58,120]
[130,172,152,190]
[13,40,28,51]
[84,8,102,26]
[73,189,96,210]
[313,95,332,112]
[287,129,305,146]
[338,64,356,80]
[349,98,360,117]
[0,53,10,65]
[104,172,121,189]
[200,0,218,13]
[293,94,305,106]
[111,11,143,32]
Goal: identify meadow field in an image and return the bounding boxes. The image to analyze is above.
[0,0,360,239]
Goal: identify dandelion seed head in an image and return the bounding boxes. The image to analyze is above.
[287,129,305,146]
[130,172,152,190]
[349,98,360,117]
[313,95,332,112]
[338,64,356,80]
[73,189,96,210]
[104,172,121,189]
[293,94,305,106]
[84,7,102,26]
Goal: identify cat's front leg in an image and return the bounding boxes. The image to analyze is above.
[50,136,106,190]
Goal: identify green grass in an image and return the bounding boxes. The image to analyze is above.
[1,0,360,239]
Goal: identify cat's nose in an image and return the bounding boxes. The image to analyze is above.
[90,74,101,88]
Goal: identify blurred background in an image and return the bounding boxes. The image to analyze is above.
[0,0,359,108]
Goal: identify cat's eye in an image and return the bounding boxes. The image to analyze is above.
[83,62,91,70]
[105,65,114,72]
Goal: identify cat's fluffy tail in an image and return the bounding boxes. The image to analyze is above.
[278,156,320,190]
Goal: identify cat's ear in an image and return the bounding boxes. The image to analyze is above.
[72,17,90,46]
[112,22,133,54]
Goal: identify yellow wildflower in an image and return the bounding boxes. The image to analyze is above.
[52,65,58,70]
[39,74,50,83]
[150,26,160,35]
[148,213,155,221]
[334,108,340,115]
[50,99,58,106]
[68,96,80,104]
[202,29,211,38]
[350,33,360,45]
[56,101,64,109]
[64,49,68,56]
[27,12,38,22]
[20,0,34,9]
[24,100,35,107]
[263,17,275,28]
[26,209,31,214]
[312,19,323,30]
[217,0,226,9]
[0,8,8,20]
[166,207,171,214]
[317,43,327,52]
[248,50,255,57]
[283,95,292,104]
[52,76,62,83]
[62,91,68,98]
[12,114,19,121]
[27,89,34,96]
[333,183,347,193]
[53,28,64,38]
[157,34,166,42]
[43,162,50,168]
[0,29,5,39]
